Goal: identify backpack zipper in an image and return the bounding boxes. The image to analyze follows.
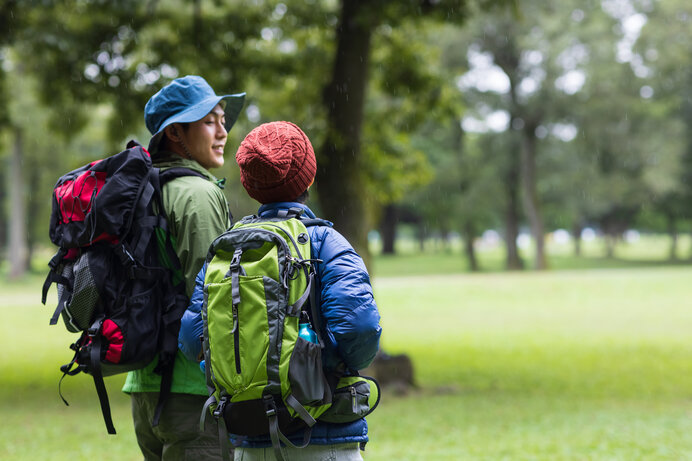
[231,303,241,373]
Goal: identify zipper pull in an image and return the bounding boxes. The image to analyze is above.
[350,386,357,414]
[231,304,239,334]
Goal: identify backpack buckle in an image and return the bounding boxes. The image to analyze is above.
[88,318,103,337]
[229,248,242,269]
[213,396,228,419]
[48,248,68,269]
[263,394,277,417]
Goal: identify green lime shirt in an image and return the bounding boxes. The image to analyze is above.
[122,154,230,395]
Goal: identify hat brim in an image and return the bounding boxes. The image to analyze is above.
[148,92,246,154]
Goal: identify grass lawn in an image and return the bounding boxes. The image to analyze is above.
[367,267,692,460]
[1,246,691,460]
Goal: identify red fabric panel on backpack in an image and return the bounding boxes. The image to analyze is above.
[55,166,107,224]
[90,233,120,245]
[102,319,124,363]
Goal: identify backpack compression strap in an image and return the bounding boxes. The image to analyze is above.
[90,323,116,434]
[263,394,314,461]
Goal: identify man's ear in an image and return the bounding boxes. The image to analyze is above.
[164,124,182,142]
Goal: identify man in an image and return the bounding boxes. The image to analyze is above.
[122,75,244,460]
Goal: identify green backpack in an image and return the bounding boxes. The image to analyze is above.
[200,212,380,460]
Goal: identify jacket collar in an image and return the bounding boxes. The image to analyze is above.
[258,202,316,219]
[152,151,217,182]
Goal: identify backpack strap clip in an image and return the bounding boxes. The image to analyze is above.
[213,396,228,420]
[113,244,137,278]
[48,247,68,270]
[229,248,242,270]
[88,318,101,337]
[263,394,277,418]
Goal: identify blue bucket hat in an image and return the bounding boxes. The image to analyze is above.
[144,75,246,153]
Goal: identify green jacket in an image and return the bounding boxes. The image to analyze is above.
[122,153,231,395]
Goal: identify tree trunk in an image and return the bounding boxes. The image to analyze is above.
[25,161,41,271]
[520,127,547,270]
[605,233,616,259]
[317,0,375,267]
[8,126,28,278]
[504,151,524,270]
[666,213,678,261]
[417,223,426,252]
[462,220,479,272]
[571,221,583,257]
[379,204,397,255]
[0,151,6,263]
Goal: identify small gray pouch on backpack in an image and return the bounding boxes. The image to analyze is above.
[318,375,380,423]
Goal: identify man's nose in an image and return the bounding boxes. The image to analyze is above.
[216,122,227,139]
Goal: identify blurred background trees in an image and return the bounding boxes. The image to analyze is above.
[2,0,691,278]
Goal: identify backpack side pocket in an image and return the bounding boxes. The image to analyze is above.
[318,375,381,423]
[288,337,329,406]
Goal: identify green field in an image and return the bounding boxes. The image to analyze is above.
[1,245,691,460]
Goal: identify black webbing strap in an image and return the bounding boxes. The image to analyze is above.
[121,164,155,244]
[159,167,207,185]
[151,361,174,427]
[48,280,72,325]
[112,243,137,278]
[43,247,73,324]
[57,338,85,406]
[42,247,70,306]
[42,247,69,305]
[134,180,155,226]
[88,320,116,435]
[152,292,188,427]
[129,166,160,261]
[132,215,158,262]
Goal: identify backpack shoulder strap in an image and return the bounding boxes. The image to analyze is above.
[159,167,207,186]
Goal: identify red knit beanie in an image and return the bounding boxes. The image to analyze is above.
[236,121,317,204]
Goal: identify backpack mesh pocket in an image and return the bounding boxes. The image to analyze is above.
[59,254,100,333]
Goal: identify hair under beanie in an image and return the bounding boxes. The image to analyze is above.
[236,121,317,203]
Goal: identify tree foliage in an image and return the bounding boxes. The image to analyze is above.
[2,0,691,276]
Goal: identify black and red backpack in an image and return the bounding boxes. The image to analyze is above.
[41,140,204,434]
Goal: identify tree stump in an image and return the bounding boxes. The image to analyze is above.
[363,350,416,395]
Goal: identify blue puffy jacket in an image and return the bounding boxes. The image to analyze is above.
[178,201,382,447]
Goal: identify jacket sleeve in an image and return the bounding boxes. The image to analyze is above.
[178,263,208,362]
[313,227,381,372]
